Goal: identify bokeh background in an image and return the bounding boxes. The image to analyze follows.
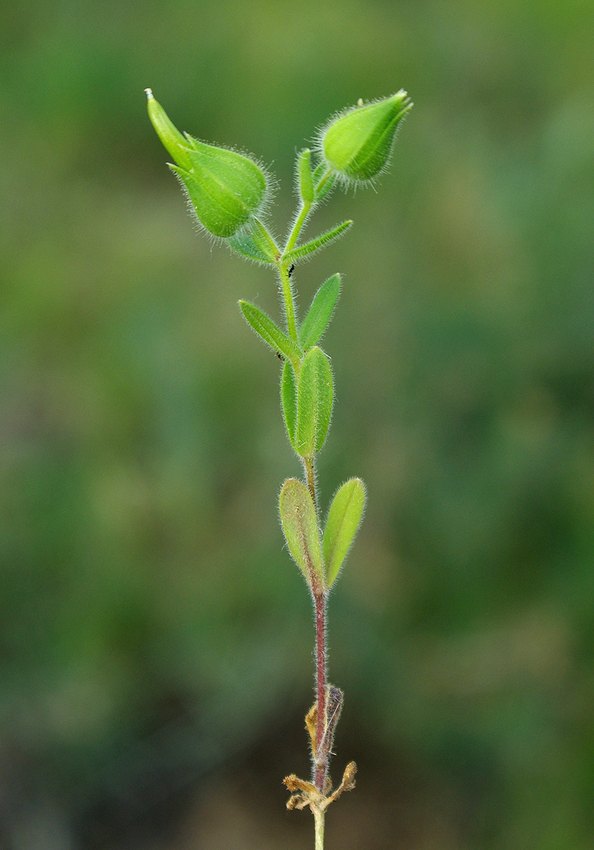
[1,0,593,848]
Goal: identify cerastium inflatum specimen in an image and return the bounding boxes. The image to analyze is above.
[146,86,412,849]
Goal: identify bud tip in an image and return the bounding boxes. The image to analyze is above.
[144,87,154,100]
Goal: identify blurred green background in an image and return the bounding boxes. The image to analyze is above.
[1,0,593,847]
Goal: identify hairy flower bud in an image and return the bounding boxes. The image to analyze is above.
[146,89,268,238]
[320,90,413,183]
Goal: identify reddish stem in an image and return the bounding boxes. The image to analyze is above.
[313,588,328,791]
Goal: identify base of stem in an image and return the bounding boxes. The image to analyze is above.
[314,807,325,850]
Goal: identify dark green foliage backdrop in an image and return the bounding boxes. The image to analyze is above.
[1,1,592,848]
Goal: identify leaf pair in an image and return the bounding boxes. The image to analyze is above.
[281,347,333,457]
[240,273,340,363]
[279,477,366,590]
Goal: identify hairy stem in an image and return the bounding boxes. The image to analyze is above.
[304,454,329,791]
[313,589,328,791]
[314,807,325,850]
[304,456,317,514]
[277,263,299,343]
[285,199,313,254]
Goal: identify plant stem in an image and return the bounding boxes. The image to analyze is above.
[277,262,299,343]
[313,588,328,791]
[304,456,317,513]
[314,807,325,850]
[304,455,329,792]
[285,199,313,254]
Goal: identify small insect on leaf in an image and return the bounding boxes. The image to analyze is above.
[299,273,342,350]
[279,478,324,587]
[323,478,366,587]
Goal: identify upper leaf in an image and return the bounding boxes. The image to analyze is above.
[279,478,324,587]
[299,273,342,350]
[284,220,352,265]
[239,301,301,363]
[323,478,366,587]
[297,148,315,204]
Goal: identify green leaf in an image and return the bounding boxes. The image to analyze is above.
[295,346,334,456]
[280,360,297,448]
[323,478,366,587]
[284,220,352,265]
[227,218,279,266]
[279,478,324,587]
[299,273,342,350]
[239,301,301,363]
[297,148,314,204]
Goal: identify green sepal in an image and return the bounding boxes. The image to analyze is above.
[323,478,366,587]
[295,346,334,456]
[279,478,324,587]
[315,171,337,201]
[239,300,301,363]
[321,91,413,184]
[228,218,279,266]
[168,133,267,238]
[284,220,352,265]
[311,163,337,200]
[280,360,298,448]
[299,273,342,350]
[297,148,314,204]
[146,89,193,171]
[312,162,327,183]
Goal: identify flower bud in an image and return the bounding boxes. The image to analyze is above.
[320,90,413,183]
[146,89,268,238]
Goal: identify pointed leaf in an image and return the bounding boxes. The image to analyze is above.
[284,220,353,265]
[295,346,334,456]
[280,360,297,448]
[239,301,301,362]
[279,478,324,586]
[323,478,366,587]
[297,148,314,204]
[227,218,279,266]
[299,273,342,350]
